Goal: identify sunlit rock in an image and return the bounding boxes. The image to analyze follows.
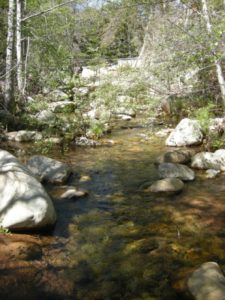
[205,169,220,179]
[208,117,225,135]
[74,136,101,147]
[112,107,136,118]
[145,178,184,194]
[6,130,42,142]
[191,149,225,171]
[0,150,56,230]
[27,155,72,184]
[81,67,96,79]
[35,110,55,122]
[84,106,111,121]
[188,262,225,300]
[158,163,195,181]
[166,118,203,146]
[72,87,89,97]
[49,89,69,101]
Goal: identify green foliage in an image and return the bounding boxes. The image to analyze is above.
[192,102,216,133]
[26,100,48,113]
[0,226,10,234]
[88,119,105,139]
[34,139,55,155]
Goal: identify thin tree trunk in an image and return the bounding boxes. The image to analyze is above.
[201,0,225,105]
[22,36,30,95]
[5,0,15,111]
[16,0,23,94]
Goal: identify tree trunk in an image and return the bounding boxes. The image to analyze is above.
[4,0,15,111]
[16,0,23,95]
[201,0,225,105]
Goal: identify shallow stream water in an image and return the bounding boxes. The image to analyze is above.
[2,126,225,300]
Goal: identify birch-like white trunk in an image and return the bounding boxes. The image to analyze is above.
[5,0,15,111]
[201,0,225,105]
[16,0,23,94]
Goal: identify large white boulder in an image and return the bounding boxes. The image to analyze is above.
[27,155,72,184]
[0,150,56,230]
[158,163,195,181]
[191,149,225,171]
[166,118,203,146]
[188,262,225,300]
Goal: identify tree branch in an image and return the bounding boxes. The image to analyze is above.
[22,0,76,22]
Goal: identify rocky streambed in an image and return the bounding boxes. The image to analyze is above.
[1,123,225,300]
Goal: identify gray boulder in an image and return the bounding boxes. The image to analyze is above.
[27,155,72,184]
[6,130,42,142]
[188,262,225,300]
[0,150,56,230]
[191,150,225,171]
[158,163,195,181]
[166,118,203,146]
[145,178,184,194]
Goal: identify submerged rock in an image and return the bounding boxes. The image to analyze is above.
[155,128,172,138]
[27,155,72,184]
[0,234,42,261]
[6,130,42,142]
[158,163,195,181]
[188,262,225,300]
[191,150,225,171]
[0,150,56,230]
[166,118,203,146]
[156,149,195,164]
[60,188,88,199]
[145,178,184,194]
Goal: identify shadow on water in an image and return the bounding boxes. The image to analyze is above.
[1,128,225,299]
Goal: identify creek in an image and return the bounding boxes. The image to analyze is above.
[2,125,225,300]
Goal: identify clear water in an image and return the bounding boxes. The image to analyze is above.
[2,127,225,300]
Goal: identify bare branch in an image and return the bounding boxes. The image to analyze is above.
[22,0,76,22]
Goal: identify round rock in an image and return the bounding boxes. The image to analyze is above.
[146,178,184,194]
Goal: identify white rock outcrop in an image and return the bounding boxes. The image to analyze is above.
[0,150,56,230]
[166,118,203,146]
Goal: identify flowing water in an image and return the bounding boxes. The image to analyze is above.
[2,126,225,300]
